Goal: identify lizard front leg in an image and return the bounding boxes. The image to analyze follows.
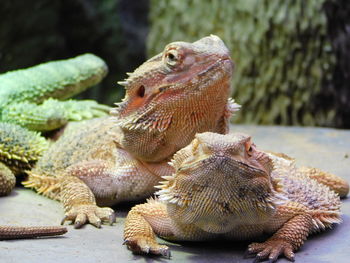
[60,175,115,228]
[246,212,313,262]
[124,200,173,257]
[61,155,163,228]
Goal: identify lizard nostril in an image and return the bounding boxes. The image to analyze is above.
[137,85,145,98]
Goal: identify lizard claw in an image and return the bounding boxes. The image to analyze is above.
[159,247,171,259]
[247,240,295,262]
[60,216,68,225]
[124,236,170,258]
[243,248,256,259]
[62,204,115,228]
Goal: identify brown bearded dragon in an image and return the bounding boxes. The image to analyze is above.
[20,35,240,230]
[123,132,349,262]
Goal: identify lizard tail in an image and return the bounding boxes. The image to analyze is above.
[0,226,67,240]
[22,171,61,201]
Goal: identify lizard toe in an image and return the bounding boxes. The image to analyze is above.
[63,204,114,228]
[86,212,102,228]
[150,244,171,258]
[124,236,169,257]
[243,248,256,259]
[74,213,88,229]
[283,247,295,262]
[96,207,115,224]
[256,246,273,261]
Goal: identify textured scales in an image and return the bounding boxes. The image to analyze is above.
[0,162,15,196]
[124,132,348,262]
[0,53,110,132]
[0,123,49,169]
[23,35,239,229]
[0,54,109,193]
[0,122,49,196]
[0,226,67,240]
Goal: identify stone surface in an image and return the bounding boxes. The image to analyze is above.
[0,125,349,263]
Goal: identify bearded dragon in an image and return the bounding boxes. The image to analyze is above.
[22,35,240,229]
[123,132,349,262]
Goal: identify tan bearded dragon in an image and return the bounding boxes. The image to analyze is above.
[21,35,239,231]
[123,132,348,262]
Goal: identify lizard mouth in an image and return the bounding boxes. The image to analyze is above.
[197,57,233,78]
[185,57,233,94]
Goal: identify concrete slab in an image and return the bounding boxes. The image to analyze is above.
[1,125,349,263]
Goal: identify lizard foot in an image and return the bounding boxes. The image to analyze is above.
[61,204,115,228]
[246,240,295,263]
[124,236,171,258]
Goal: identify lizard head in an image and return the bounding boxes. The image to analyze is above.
[156,132,278,233]
[114,35,233,118]
[111,35,238,162]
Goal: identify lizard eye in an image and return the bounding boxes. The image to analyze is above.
[167,53,175,60]
[137,85,145,98]
[165,50,179,66]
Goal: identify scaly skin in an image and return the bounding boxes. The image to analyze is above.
[0,226,67,240]
[0,122,49,196]
[0,162,15,196]
[124,132,348,262]
[23,35,240,229]
[0,54,109,192]
[0,53,110,132]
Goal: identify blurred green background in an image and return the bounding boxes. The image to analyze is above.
[1,0,349,128]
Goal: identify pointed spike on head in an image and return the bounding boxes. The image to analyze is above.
[117,81,128,86]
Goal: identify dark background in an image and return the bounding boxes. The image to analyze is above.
[1,0,349,128]
[0,0,149,105]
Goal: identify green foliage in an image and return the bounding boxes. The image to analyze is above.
[0,0,149,105]
[148,0,336,126]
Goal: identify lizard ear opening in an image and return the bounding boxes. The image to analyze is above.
[137,85,145,98]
